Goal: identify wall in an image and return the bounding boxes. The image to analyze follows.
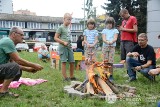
[0,0,13,14]
[147,0,160,48]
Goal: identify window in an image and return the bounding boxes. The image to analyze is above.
[0,21,2,27]
[72,35,77,42]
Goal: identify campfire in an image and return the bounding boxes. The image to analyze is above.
[64,51,136,101]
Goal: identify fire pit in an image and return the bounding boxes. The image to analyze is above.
[64,60,136,101]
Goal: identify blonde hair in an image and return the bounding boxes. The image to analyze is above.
[63,13,72,19]
[87,18,96,28]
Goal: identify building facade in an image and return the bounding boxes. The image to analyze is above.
[147,0,160,48]
[0,0,13,14]
[0,13,84,43]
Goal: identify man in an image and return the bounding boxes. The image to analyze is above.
[119,9,138,64]
[0,26,43,98]
[126,33,156,82]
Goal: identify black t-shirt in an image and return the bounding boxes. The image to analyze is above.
[132,44,156,65]
[77,40,84,50]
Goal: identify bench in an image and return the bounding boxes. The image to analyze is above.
[113,64,124,68]
[50,51,124,70]
[50,51,84,70]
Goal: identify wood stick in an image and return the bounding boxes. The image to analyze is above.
[97,77,113,96]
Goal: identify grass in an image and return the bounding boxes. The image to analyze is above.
[0,51,160,107]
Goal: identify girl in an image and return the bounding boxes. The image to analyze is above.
[102,17,119,81]
[83,18,98,61]
[83,18,98,78]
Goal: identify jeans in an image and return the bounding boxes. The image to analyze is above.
[38,54,50,59]
[76,48,84,55]
[126,57,155,80]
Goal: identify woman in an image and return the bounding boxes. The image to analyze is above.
[76,35,84,55]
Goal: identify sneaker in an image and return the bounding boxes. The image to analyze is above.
[123,74,129,78]
[0,91,19,98]
[126,78,137,82]
[63,77,70,82]
[70,77,77,81]
[148,76,155,82]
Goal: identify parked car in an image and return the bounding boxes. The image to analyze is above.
[33,42,47,52]
[16,43,29,52]
[49,42,59,51]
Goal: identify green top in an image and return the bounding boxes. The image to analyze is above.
[0,37,17,64]
[56,24,71,48]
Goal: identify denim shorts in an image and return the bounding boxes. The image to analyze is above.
[59,47,75,63]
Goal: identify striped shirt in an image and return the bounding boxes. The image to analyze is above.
[83,29,98,44]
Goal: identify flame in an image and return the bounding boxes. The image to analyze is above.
[86,60,112,94]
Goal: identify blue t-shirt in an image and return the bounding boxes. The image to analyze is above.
[102,28,119,47]
[83,29,98,44]
[0,37,17,64]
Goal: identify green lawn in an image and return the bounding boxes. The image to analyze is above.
[0,51,160,107]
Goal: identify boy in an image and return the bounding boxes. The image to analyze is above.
[54,13,76,81]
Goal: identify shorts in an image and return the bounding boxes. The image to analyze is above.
[102,46,115,63]
[59,47,75,63]
[85,47,97,60]
[0,62,22,81]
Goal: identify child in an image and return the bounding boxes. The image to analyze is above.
[83,18,98,78]
[54,13,76,81]
[102,17,119,81]
[38,44,50,62]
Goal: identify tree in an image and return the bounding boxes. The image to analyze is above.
[101,0,147,33]
[84,0,96,19]
[101,0,147,49]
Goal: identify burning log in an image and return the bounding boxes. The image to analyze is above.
[85,60,119,96]
[64,51,136,101]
